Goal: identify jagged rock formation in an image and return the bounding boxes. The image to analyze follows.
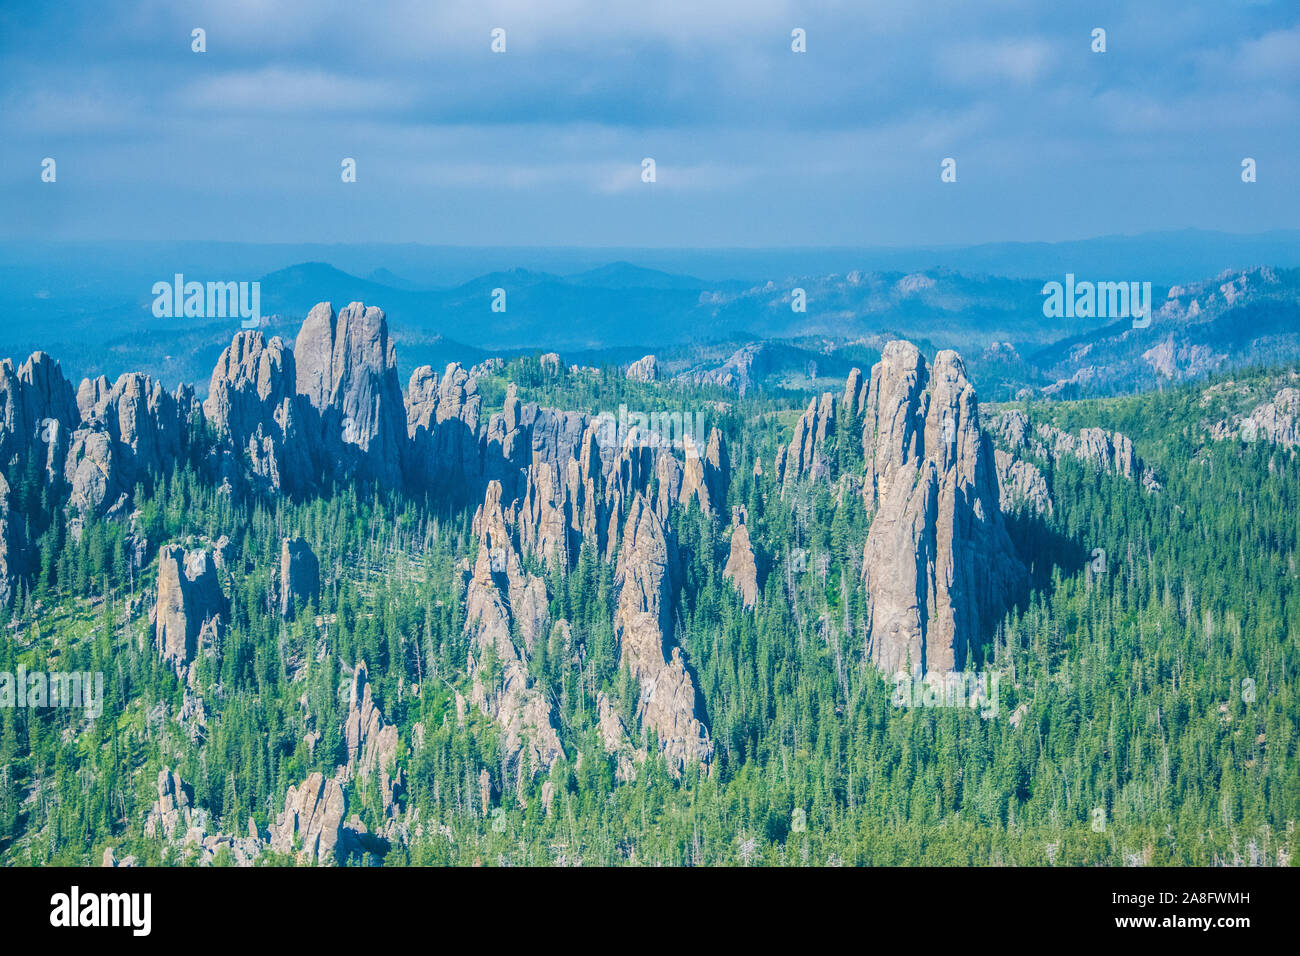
[0,352,78,485]
[988,409,1161,502]
[445,401,722,777]
[843,366,867,414]
[140,680,409,865]
[723,506,759,607]
[142,767,264,865]
[626,354,658,383]
[993,450,1052,515]
[1045,426,1140,479]
[596,691,645,782]
[860,342,1024,676]
[144,768,194,839]
[0,353,81,595]
[280,535,320,618]
[680,442,713,514]
[1211,386,1300,448]
[65,372,189,518]
[343,662,402,817]
[154,545,227,668]
[212,534,233,571]
[0,474,14,605]
[405,362,486,495]
[463,481,566,773]
[294,301,407,487]
[271,772,346,865]
[613,494,712,772]
[205,331,314,496]
[776,392,835,488]
[680,343,768,396]
[704,427,728,507]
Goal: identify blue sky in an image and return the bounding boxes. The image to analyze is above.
[1,0,1296,247]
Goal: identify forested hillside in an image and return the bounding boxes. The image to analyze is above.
[0,308,1296,867]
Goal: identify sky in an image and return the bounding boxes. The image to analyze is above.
[1,0,1297,247]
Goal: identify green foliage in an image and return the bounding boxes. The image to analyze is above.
[1,363,1297,866]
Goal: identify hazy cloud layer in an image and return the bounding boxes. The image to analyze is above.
[1,0,1296,245]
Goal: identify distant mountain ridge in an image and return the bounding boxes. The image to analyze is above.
[3,238,1299,401]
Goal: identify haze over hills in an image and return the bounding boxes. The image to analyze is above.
[2,235,1298,403]
[6,231,1300,288]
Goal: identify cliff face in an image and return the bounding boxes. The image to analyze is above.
[66,372,191,519]
[859,342,1025,677]
[205,331,315,496]
[987,409,1162,510]
[613,494,713,773]
[280,536,320,618]
[154,545,227,669]
[343,662,403,817]
[776,392,836,489]
[723,506,759,608]
[295,302,409,487]
[463,480,567,774]
[0,352,78,486]
[270,772,347,865]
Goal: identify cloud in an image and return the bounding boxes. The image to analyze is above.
[938,37,1056,87]
[0,0,1296,245]
[179,68,413,115]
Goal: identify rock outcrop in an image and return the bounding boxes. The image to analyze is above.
[613,494,712,772]
[988,409,1160,504]
[343,662,402,817]
[776,392,835,488]
[0,352,78,485]
[143,767,263,865]
[723,507,759,607]
[404,362,485,495]
[204,331,314,496]
[1211,386,1300,449]
[65,372,188,518]
[626,354,659,383]
[271,772,346,865]
[463,481,566,773]
[860,342,1024,676]
[280,535,320,618]
[596,691,645,783]
[144,768,194,840]
[681,344,768,396]
[294,301,407,487]
[0,474,15,605]
[154,545,227,668]
[993,450,1052,515]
